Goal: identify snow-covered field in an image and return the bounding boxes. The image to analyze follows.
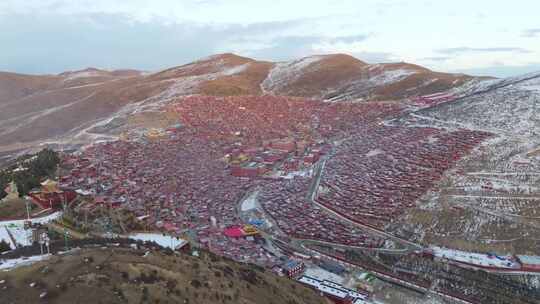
[0,212,62,249]
[127,233,187,250]
[0,254,52,271]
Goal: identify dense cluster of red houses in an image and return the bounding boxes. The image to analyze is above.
[228,138,326,178]
[316,126,493,228]
[259,178,384,248]
[170,95,402,145]
[60,132,279,265]
[58,95,496,265]
[172,95,402,178]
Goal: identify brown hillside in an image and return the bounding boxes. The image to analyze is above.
[0,247,328,304]
[0,72,61,104]
[150,53,255,80]
[199,61,274,96]
[271,54,368,97]
[373,71,471,100]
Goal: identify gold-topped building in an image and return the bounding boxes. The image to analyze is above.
[2,181,19,201]
[40,179,59,194]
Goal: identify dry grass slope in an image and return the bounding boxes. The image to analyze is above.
[0,247,329,304]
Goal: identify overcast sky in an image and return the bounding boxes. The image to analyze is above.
[1,0,539,77]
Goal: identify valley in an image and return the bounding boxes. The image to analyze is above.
[1,54,539,304]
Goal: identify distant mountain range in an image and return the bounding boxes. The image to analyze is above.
[0,52,510,160]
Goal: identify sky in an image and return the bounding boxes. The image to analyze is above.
[0,0,539,77]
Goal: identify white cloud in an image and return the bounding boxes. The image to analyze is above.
[437,47,532,55]
[0,0,539,77]
[523,28,540,37]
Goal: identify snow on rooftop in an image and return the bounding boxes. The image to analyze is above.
[431,247,520,269]
[298,275,367,301]
[75,189,93,196]
[305,266,345,284]
[298,276,348,299]
[127,233,187,250]
[319,284,349,298]
[516,255,540,266]
[366,149,384,158]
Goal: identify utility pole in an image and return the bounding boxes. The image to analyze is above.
[84,208,88,229]
[62,192,67,216]
[44,233,50,254]
[25,199,31,220]
[64,229,70,251]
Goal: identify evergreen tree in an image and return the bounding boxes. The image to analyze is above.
[0,239,11,253]
[0,148,60,199]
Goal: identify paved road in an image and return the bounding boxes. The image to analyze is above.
[47,222,87,239]
[306,148,422,251]
[442,190,540,199]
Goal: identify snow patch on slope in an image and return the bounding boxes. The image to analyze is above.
[159,63,250,99]
[369,69,417,85]
[0,254,52,271]
[452,71,540,97]
[261,56,325,93]
[324,68,418,102]
[61,69,109,82]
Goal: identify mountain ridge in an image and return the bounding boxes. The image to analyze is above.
[0,52,529,161]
